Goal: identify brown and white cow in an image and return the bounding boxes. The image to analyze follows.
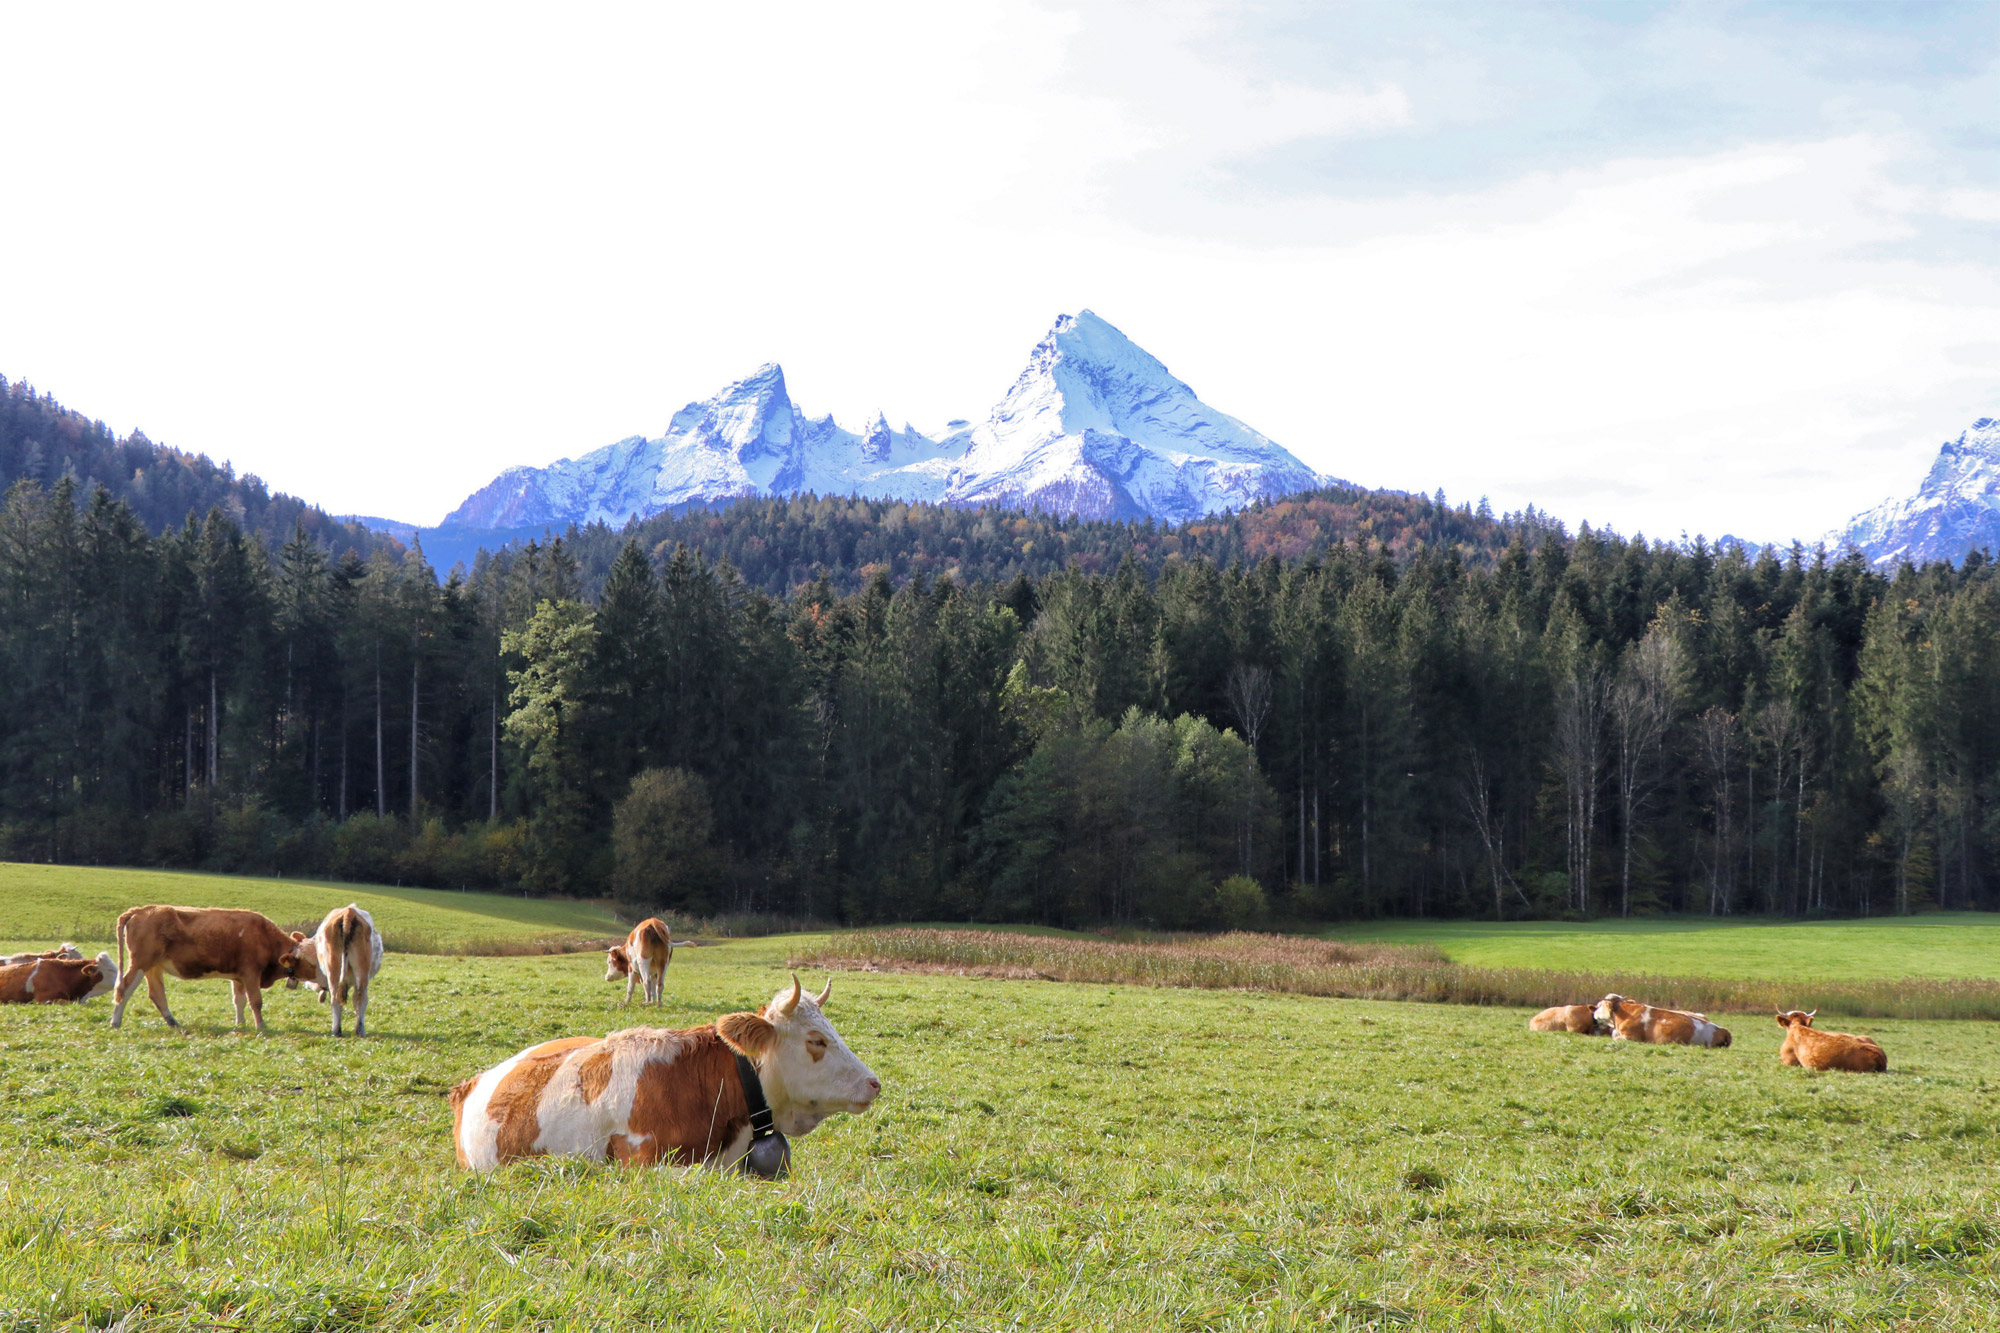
[605,917,673,1006]
[1594,994,1732,1048]
[1776,1010,1887,1072]
[279,904,384,1037]
[0,951,118,1004]
[450,976,879,1173]
[1528,1004,1607,1035]
[110,905,309,1034]
[0,943,84,966]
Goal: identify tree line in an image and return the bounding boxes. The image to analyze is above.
[3,468,1996,926]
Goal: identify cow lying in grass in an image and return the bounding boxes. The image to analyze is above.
[1594,994,1731,1047]
[0,951,118,1004]
[279,904,384,1037]
[605,917,673,1006]
[1528,1004,1606,1035]
[0,943,83,966]
[450,976,879,1174]
[1776,1010,1887,1072]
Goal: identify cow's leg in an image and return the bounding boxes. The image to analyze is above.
[331,986,345,1037]
[625,972,637,1007]
[243,975,267,1034]
[230,979,248,1028]
[140,969,181,1029]
[351,974,369,1038]
[110,965,148,1029]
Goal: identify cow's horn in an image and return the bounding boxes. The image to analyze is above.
[1806,1008,1817,1019]
[777,974,803,1016]
[814,976,833,1007]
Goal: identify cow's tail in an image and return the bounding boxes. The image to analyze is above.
[116,907,133,980]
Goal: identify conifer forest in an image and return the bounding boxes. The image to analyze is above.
[3,378,1996,927]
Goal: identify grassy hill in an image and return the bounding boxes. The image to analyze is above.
[1331,914,2000,982]
[0,862,625,953]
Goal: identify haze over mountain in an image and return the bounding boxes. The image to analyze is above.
[1827,418,2000,567]
[443,312,1327,530]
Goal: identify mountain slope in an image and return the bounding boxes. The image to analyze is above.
[441,311,1325,528]
[1,374,398,556]
[1830,418,2000,566]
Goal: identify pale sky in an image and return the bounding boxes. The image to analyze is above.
[3,1,1997,542]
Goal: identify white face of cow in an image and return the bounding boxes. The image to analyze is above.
[85,952,119,1001]
[723,976,880,1137]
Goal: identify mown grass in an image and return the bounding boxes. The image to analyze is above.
[0,862,625,953]
[1333,913,2000,982]
[799,927,2000,1020]
[4,925,2000,1330]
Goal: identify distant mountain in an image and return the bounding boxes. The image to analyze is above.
[442,311,1328,529]
[1829,418,2000,566]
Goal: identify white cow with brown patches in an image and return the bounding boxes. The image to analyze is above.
[449,976,879,1173]
[604,917,672,1006]
[279,904,384,1037]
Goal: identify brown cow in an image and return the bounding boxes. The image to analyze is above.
[110,906,309,1034]
[450,976,879,1173]
[605,917,673,1006]
[0,943,84,966]
[1776,1010,1887,1072]
[1594,994,1732,1048]
[279,904,384,1037]
[0,951,118,1004]
[1529,1004,1606,1035]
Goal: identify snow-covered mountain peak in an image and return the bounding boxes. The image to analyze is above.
[1829,416,2000,567]
[440,312,1332,530]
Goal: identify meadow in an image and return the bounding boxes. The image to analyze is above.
[5,874,2000,1330]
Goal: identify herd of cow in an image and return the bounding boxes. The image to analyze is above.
[1530,994,1890,1071]
[1,904,1889,1180]
[0,906,881,1178]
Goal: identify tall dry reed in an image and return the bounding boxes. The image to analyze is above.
[791,928,2000,1021]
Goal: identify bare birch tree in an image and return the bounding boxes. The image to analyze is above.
[1609,630,1687,916]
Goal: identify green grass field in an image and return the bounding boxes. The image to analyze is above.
[0,862,625,953]
[5,873,2000,1329]
[1333,913,2000,982]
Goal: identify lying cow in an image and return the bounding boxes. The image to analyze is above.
[450,976,879,1174]
[1594,994,1731,1048]
[280,904,384,1037]
[1776,1010,1887,1072]
[0,951,118,1004]
[0,943,84,966]
[111,905,308,1034]
[605,917,673,1006]
[1528,1004,1606,1035]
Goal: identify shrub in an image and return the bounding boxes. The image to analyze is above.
[611,768,718,911]
[1214,876,1270,930]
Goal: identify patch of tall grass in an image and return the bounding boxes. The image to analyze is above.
[793,928,2000,1019]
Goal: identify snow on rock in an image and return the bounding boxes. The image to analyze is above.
[1828,418,2000,567]
[441,311,1329,529]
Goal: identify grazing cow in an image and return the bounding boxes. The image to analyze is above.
[1594,994,1732,1048]
[280,904,384,1037]
[605,918,673,1006]
[110,905,308,1033]
[1776,1010,1887,1072]
[450,975,880,1174]
[1529,1004,1606,1035]
[0,951,118,1004]
[0,943,84,966]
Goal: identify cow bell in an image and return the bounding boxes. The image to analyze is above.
[743,1132,791,1180]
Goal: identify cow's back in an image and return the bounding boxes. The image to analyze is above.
[123,905,291,983]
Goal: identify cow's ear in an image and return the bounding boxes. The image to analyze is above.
[717,1011,776,1059]
[82,965,100,982]
[290,931,307,942]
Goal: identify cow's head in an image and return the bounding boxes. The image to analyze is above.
[54,943,83,961]
[1593,994,1632,1030]
[1775,1009,1818,1030]
[279,933,324,992]
[716,975,880,1137]
[604,945,633,982]
[82,952,118,1001]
